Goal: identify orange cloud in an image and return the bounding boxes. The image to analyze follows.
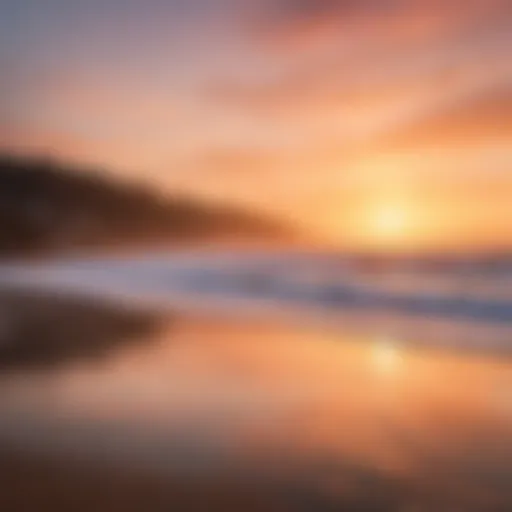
[251,0,512,52]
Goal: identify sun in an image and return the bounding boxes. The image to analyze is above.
[372,203,410,240]
[337,198,422,252]
[321,195,422,251]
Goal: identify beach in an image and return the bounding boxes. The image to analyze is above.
[0,283,511,511]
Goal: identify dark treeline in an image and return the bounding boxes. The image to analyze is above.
[0,155,289,257]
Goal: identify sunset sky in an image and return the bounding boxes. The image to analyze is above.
[1,0,511,253]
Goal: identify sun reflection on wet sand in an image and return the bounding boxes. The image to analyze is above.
[372,336,404,376]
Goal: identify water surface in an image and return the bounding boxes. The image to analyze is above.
[0,300,511,511]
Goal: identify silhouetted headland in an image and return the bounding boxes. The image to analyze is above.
[0,154,295,258]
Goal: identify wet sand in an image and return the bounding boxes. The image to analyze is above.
[0,289,511,511]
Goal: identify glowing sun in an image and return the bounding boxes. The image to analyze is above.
[373,204,410,237]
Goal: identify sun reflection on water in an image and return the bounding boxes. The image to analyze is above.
[372,337,404,376]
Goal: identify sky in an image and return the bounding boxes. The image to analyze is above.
[0,0,511,253]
